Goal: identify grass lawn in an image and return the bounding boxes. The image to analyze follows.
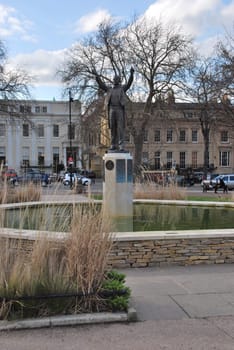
[187,195,233,202]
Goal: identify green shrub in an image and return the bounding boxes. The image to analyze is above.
[102,270,131,311]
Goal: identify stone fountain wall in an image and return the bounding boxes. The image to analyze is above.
[1,228,234,269]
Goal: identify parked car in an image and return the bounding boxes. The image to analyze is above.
[63,173,92,186]
[79,170,96,179]
[193,172,204,184]
[13,171,51,186]
[62,173,77,186]
[201,173,220,191]
[168,175,194,187]
[211,174,234,190]
[2,168,17,180]
[13,173,41,185]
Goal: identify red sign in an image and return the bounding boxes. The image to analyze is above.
[68,156,73,164]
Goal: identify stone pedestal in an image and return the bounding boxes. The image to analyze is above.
[103,152,133,231]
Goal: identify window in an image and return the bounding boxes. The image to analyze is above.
[42,106,47,113]
[192,129,198,143]
[143,130,148,142]
[179,152,186,169]
[0,146,5,165]
[184,112,194,118]
[88,133,96,146]
[166,151,173,169]
[221,130,228,143]
[22,147,30,167]
[192,151,198,168]
[38,147,45,166]
[35,106,40,113]
[155,151,160,170]
[53,147,59,171]
[219,151,230,167]
[0,147,5,156]
[179,129,186,142]
[154,129,160,142]
[0,124,6,137]
[20,105,31,113]
[23,124,29,137]
[68,124,75,140]
[142,152,149,165]
[53,124,59,137]
[166,129,173,143]
[37,124,44,137]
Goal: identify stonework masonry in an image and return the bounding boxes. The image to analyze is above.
[1,228,234,269]
[108,234,234,268]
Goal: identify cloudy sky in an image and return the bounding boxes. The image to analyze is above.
[0,0,233,100]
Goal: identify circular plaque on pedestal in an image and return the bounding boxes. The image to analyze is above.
[106,160,114,171]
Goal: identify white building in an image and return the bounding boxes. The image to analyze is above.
[0,99,81,174]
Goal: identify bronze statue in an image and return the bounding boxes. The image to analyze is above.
[93,68,134,151]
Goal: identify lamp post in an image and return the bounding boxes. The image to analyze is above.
[68,90,73,189]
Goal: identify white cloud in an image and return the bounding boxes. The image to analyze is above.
[0,4,36,42]
[74,9,112,33]
[7,49,66,87]
[143,0,232,39]
[221,1,234,27]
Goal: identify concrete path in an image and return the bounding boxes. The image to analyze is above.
[1,264,234,349]
[123,264,234,321]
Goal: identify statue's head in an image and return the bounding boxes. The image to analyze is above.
[113,75,121,86]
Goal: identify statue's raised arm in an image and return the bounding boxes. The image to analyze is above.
[123,67,134,92]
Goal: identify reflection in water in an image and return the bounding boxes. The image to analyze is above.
[133,204,234,231]
[2,203,234,232]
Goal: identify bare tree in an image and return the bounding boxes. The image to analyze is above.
[0,41,31,113]
[0,38,33,136]
[216,26,234,123]
[60,18,193,174]
[124,18,193,174]
[183,55,229,174]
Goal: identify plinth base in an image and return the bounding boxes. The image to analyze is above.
[103,152,133,231]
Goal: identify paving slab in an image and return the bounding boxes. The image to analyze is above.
[122,264,234,321]
[172,293,234,318]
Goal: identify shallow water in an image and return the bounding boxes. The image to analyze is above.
[133,203,234,231]
[2,203,234,232]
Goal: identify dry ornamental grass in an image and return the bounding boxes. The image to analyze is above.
[0,204,114,319]
[134,181,187,200]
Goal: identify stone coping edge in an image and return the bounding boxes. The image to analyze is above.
[0,308,137,331]
[1,227,234,242]
[114,229,234,241]
[1,199,234,210]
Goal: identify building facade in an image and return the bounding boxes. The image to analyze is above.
[0,100,81,174]
[0,99,233,177]
[124,102,234,175]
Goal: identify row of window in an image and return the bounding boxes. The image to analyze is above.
[0,146,60,167]
[20,105,48,114]
[125,129,229,143]
[142,150,231,169]
[0,123,75,139]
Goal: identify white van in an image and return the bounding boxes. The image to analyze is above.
[212,174,234,190]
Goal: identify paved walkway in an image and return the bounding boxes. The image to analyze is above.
[124,264,234,321]
[1,264,234,349]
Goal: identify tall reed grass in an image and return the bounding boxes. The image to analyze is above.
[0,182,41,204]
[0,204,114,319]
[134,181,187,200]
